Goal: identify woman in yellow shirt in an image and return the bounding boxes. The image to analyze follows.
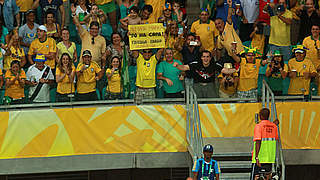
[55,53,75,102]
[106,56,122,99]
[4,60,26,104]
[4,34,26,70]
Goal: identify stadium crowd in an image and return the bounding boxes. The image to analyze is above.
[0,0,319,104]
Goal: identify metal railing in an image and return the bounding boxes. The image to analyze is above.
[262,79,285,180]
[186,83,204,161]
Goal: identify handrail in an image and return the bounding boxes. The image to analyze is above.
[186,82,203,161]
[262,79,285,180]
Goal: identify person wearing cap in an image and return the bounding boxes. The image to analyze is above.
[215,0,244,63]
[191,8,219,53]
[0,0,20,31]
[174,50,220,98]
[27,25,57,71]
[265,50,288,95]
[192,144,220,180]
[287,45,317,96]
[230,46,267,99]
[217,63,239,98]
[76,50,103,101]
[158,3,173,28]
[251,108,279,180]
[26,54,54,103]
[19,10,39,60]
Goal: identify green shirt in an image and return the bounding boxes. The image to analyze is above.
[157,59,184,93]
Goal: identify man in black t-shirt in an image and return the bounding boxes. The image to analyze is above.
[174,50,219,98]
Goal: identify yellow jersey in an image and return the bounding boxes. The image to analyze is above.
[4,70,26,99]
[106,68,121,93]
[302,36,320,70]
[56,66,75,94]
[136,53,157,88]
[238,58,261,91]
[191,20,219,51]
[28,37,57,69]
[4,46,25,70]
[76,61,101,94]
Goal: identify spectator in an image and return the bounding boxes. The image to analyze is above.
[191,9,219,53]
[44,10,61,41]
[56,53,75,102]
[218,63,239,98]
[165,21,183,61]
[26,54,55,103]
[288,45,317,96]
[132,48,163,104]
[174,50,219,98]
[83,4,107,30]
[296,0,320,44]
[28,25,57,72]
[4,60,26,104]
[71,6,107,69]
[32,0,65,28]
[171,1,184,34]
[0,45,5,69]
[144,0,165,23]
[0,19,9,44]
[192,144,220,180]
[230,47,267,99]
[302,24,320,72]
[74,0,90,30]
[265,50,288,95]
[105,32,131,66]
[119,6,141,41]
[252,108,278,180]
[216,0,241,30]
[215,0,243,68]
[117,0,139,20]
[56,28,77,63]
[267,0,293,62]
[16,0,33,25]
[19,10,39,60]
[4,33,26,70]
[175,33,202,87]
[89,0,117,32]
[0,0,20,31]
[76,50,103,101]
[250,22,266,55]
[105,56,122,100]
[158,3,173,28]
[140,4,154,24]
[157,48,184,98]
[238,0,259,42]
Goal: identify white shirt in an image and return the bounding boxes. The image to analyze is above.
[240,0,259,23]
[26,64,54,103]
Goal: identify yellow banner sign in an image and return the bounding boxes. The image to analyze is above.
[128,23,165,50]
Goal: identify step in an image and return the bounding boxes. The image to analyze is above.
[220,172,251,180]
[203,137,253,154]
[219,161,252,169]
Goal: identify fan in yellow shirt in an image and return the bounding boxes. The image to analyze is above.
[76,50,103,101]
[4,34,26,70]
[287,45,317,95]
[4,60,26,104]
[56,53,76,102]
[105,56,122,100]
[28,25,56,70]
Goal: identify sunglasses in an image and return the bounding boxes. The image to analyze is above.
[91,37,95,44]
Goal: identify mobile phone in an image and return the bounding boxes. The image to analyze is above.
[189,41,197,46]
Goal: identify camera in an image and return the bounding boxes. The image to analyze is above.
[223,74,234,89]
[276,4,285,14]
[269,60,281,75]
[114,68,118,71]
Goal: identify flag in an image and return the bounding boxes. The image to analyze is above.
[121,45,130,98]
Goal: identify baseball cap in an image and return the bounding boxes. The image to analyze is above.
[38,25,47,32]
[82,50,92,57]
[203,144,213,152]
[26,9,35,15]
[163,3,172,10]
[34,54,47,62]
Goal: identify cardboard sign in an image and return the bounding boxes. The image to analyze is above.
[128,23,166,50]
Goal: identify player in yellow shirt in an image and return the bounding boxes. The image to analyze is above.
[28,25,56,71]
[288,45,317,97]
[76,50,103,101]
[56,53,75,102]
[191,9,219,52]
[230,46,267,99]
[4,60,26,104]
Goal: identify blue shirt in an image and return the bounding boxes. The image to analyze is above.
[216,0,240,30]
[192,158,220,180]
[0,0,20,31]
